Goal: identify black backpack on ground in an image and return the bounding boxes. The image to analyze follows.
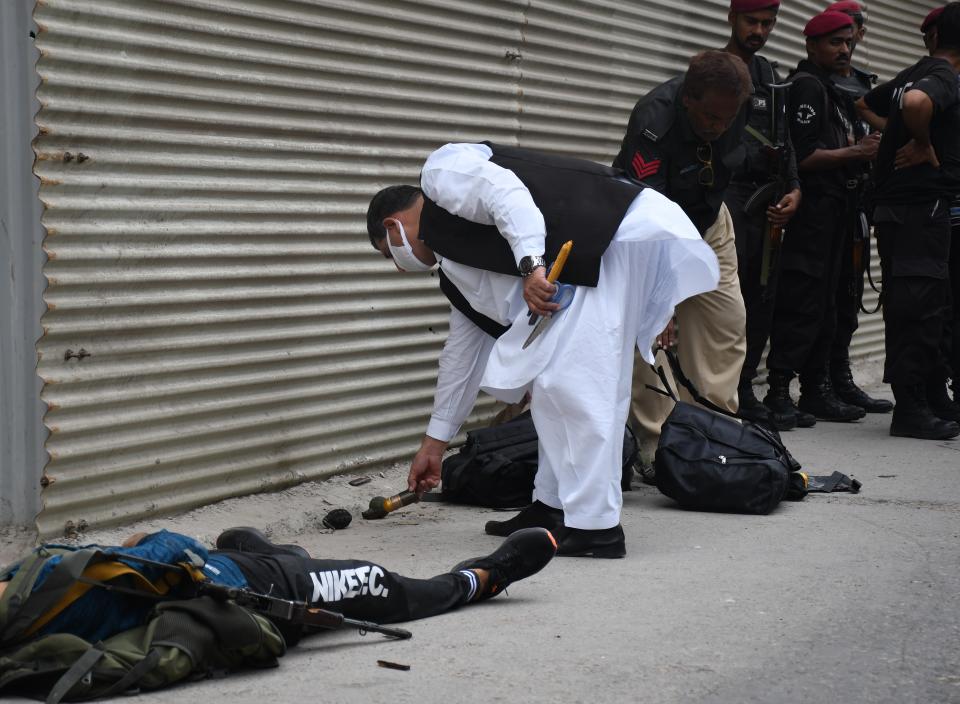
[440,411,639,509]
[652,351,806,515]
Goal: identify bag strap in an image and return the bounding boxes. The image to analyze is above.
[45,645,162,704]
[23,560,174,639]
[45,644,106,704]
[660,349,742,420]
[2,548,187,647]
[1,548,100,645]
[659,350,796,454]
[645,363,678,402]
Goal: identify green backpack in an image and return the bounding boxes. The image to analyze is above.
[0,546,286,703]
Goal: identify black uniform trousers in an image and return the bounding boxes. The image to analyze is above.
[222,551,472,625]
[943,215,960,384]
[767,191,847,379]
[830,215,863,369]
[727,181,780,384]
[874,199,952,388]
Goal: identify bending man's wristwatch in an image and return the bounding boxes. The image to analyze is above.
[518,255,547,277]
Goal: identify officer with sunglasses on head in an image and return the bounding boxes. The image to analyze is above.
[613,49,752,463]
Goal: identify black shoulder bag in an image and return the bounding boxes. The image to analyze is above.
[441,411,639,509]
[652,350,805,515]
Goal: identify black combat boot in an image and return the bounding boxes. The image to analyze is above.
[890,383,960,440]
[738,380,797,431]
[926,379,960,422]
[763,369,816,428]
[831,362,894,413]
[798,373,866,422]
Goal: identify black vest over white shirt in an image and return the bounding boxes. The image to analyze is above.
[419,143,644,336]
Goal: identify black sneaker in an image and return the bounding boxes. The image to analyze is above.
[557,525,626,559]
[215,526,310,559]
[453,528,558,600]
[484,501,565,537]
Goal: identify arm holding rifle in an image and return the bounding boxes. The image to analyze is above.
[766,132,801,226]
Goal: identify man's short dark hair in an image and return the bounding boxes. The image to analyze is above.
[683,50,752,102]
[366,185,422,248]
[938,2,960,51]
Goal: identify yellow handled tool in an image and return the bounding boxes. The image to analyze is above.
[523,241,575,349]
[547,240,573,284]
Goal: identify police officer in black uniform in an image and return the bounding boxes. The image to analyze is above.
[923,5,960,421]
[822,0,893,414]
[763,11,880,424]
[723,0,804,430]
[857,2,960,439]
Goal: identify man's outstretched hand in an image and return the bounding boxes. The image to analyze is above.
[408,435,449,495]
[523,267,560,318]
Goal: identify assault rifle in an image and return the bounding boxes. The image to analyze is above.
[743,81,793,293]
[74,551,413,641]
[198,582,413,640]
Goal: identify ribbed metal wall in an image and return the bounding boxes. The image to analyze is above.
[31,0,931,535]
[32,0,523,537]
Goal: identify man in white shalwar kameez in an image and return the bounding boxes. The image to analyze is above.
[366,142,719,557]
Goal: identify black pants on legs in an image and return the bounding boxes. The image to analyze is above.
[945,215,960,383]
[728,181,780,384]
[831,225,862,369]
[874,200,952,389]
[767,192,846,377]
[222,551,472,625]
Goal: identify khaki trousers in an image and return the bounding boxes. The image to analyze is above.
[629,202,747,459]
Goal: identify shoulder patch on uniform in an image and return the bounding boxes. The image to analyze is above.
[641,128,659,142]
[795,103,817,124]
[631,151,661,179]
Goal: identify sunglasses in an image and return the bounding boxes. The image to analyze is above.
[697,143,715,188]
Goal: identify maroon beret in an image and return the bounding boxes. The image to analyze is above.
[730,0,780,12]
[825,1,864,15]
[803,10,855,37]
[921,6,945,32]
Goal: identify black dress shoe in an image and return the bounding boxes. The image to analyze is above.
[215,527,310,558]
[831,365,893,413]
[485,501,565,537]
[557,525,626,559]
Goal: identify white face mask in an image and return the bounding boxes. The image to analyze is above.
[384,219,435,273]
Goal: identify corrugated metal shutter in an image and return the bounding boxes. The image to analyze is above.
[32,0,525,536]
[32,0,930,535]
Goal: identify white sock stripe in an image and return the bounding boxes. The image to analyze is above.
[459,570,478,601]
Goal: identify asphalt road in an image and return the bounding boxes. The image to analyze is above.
[3,383,959,704]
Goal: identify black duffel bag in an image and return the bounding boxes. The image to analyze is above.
[653,350,804,515]
[441,410,638,509]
